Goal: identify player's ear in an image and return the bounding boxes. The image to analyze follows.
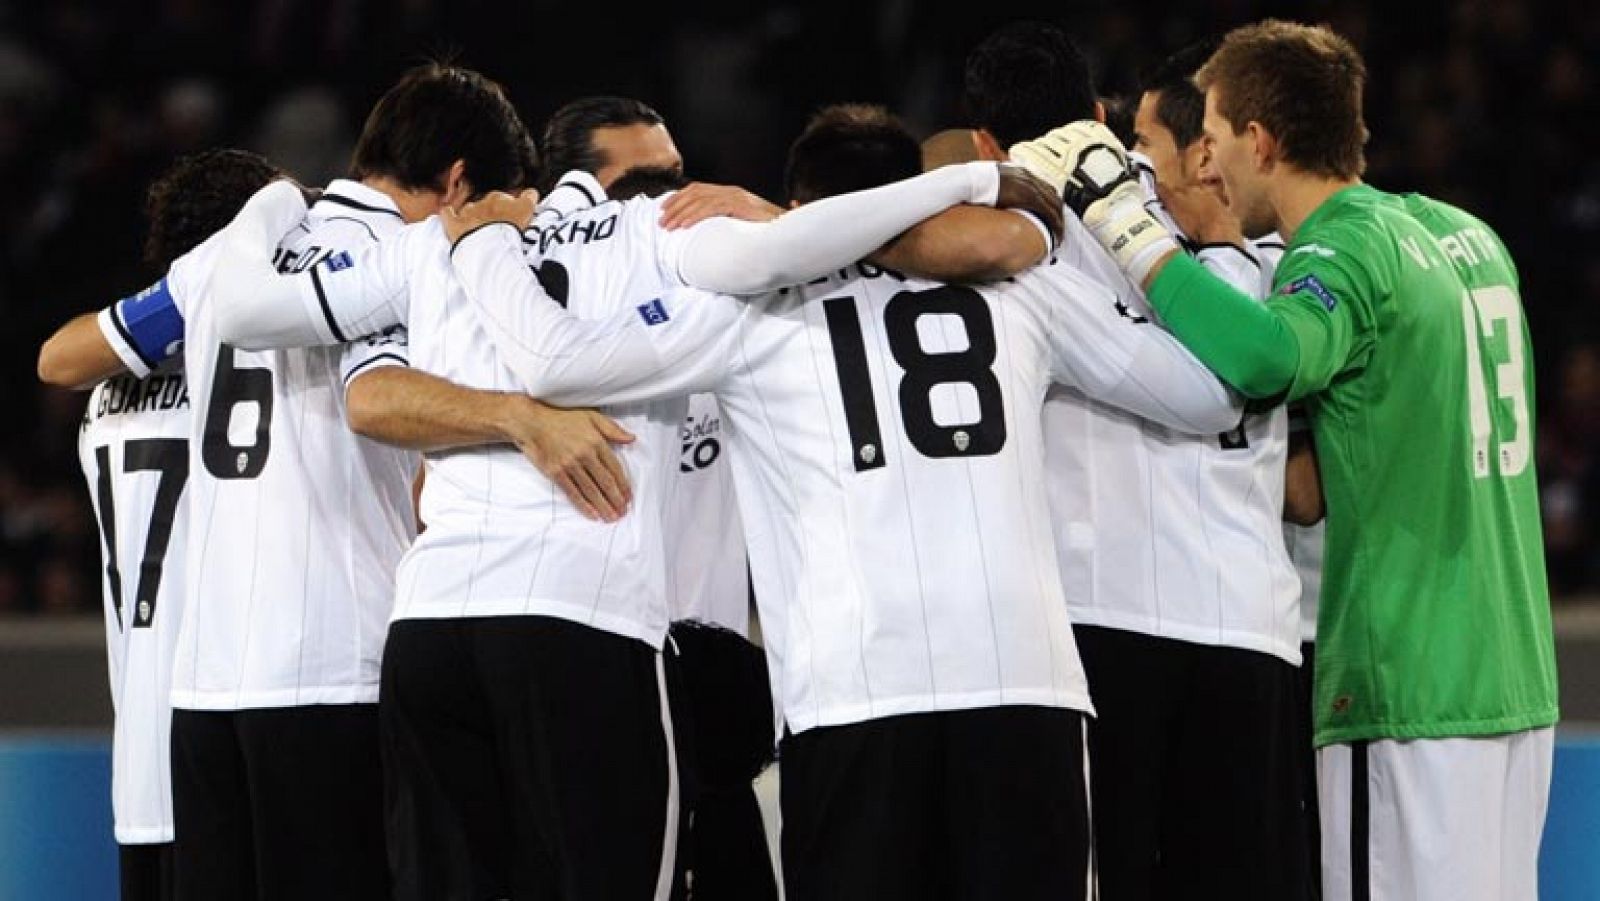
[1246,122,1274,172]
[442,159,472,210]
[971,129,1007,162]
[1093,100,1106,125]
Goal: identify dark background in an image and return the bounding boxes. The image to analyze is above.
[2,0,1597,615]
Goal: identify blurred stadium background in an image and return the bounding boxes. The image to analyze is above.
[0,0,1596,896]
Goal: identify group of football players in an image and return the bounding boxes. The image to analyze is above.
[37,15,1557,901]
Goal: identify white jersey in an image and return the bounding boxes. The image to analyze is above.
[444,208,1242,734]
[103,180,418,709]
[78,365,191,843]
[206,163,1008,652]
[298,213,683,647]
[665,394,750,634]
[1037,163,1302,664]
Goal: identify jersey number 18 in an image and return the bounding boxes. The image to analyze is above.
[823,285,1008,472]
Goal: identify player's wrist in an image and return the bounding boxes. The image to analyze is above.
[488,391,538,442]
[1083,182,1180,287]
[961,161,1001,206]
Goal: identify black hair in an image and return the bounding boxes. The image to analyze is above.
[606,166,689,201]
[351,63,537,197]
[539,96,666,194]
[144,148,282,268]
[784,104,920,204]
[963,21,1097,148]
[1139,39,1220,149]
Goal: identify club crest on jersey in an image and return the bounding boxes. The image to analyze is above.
[1280,274,1339,311]
[637,298,670,326]
[322,250,354,272]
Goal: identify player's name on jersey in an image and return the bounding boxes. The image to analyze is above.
[1398,224,1501,274]
[90,371,189,422]
[526,213,620,255]
[777,261,910,295]
[272,243,335,275]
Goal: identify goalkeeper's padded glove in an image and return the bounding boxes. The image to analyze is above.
[1010,121,1181,286]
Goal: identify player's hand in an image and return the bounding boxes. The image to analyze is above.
[1009,121,1137,214]
[994,165,1066,244]
[444,189,540,245]
[659,183,783,230]
[1161,176,1244,249]
[1010,121,1180,286]
[498,395,637,522]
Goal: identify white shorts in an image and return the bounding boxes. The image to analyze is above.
[1317,727,1553,901]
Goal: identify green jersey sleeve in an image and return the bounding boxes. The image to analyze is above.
[1268,232,1379,403]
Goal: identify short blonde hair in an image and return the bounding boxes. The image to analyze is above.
[1196,20,1369,179]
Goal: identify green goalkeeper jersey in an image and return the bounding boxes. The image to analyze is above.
[1147,184,1558,746]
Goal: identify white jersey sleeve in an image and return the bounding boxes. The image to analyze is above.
[209,181,410,348]
[661,161,1001,295]
[339,324,411,386]
[1014,260,1243,433]
[450,222,741,405]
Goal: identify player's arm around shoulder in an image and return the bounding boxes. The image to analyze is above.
[40,250,196,388]
[1033,261,1245,434]
[38,311,126,389]
[344,361,637,523]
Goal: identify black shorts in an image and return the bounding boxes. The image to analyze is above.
[665,619,778,901]
[1297,640,1322,900]
[119,842,174,901]
[381,615,678,901]
[779,706,1091,901]
[169,704,387,901]
[1074,625,1311,901]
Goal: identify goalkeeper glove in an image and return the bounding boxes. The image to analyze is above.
[1010,121,1180,286]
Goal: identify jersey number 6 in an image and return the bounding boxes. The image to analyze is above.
[202,344,275,479]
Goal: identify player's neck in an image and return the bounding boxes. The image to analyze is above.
[359,175,443,224]
[1274,174,1361,241]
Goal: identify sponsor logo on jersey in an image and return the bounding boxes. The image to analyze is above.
[637,298,670,326]
[1280,273,1339,311]
[323,250,354,272]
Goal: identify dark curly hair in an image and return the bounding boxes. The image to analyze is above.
[144,148,282,269]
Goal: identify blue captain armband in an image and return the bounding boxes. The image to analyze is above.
[102,278,186,376]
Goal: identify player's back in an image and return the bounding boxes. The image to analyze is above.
[385,210,680,648]
[79,363,191,843]
[1280,185,1557,742]
[169,182,417,710]
[716,262,1095,733]
[1043,201,1300,663]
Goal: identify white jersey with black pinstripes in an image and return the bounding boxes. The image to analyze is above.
[1040,161,1302,664]
[165,180,418,710]
[78,364,191,843]
[664,393,750,634]
[296,209,684,648]
[442,208,1254,734]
